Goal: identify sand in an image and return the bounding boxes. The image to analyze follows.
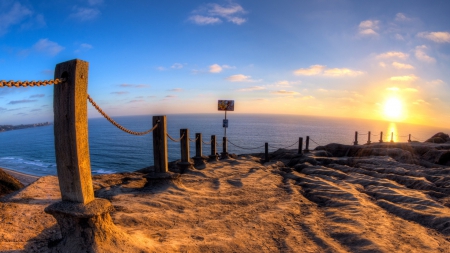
[1,146,450,252]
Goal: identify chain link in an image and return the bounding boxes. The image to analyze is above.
[310,138,321,147]
[189,136,200,142]
[87,94,158,135]
[268,139,299,149]
[202,140,212,145]
[0,78,65,87]
[167,133,185,142]
[227,139,266,150]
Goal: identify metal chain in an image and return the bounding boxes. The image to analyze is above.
[87,94,158,135]
[227,139,266,150]
[411,135,423,142]
[310,138,321,147]
[189,136,200,142]
[167,133,185,142]
[268,139,299,149]
[202,140,212,145]
[0,78,65,87]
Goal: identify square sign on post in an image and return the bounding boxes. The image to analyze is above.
[218,100,235,111]
[218,100,234,138]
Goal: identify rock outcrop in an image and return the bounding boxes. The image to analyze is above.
[0,168,24,197]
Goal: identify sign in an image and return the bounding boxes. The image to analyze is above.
[218,100,235,111]
[223,119,228,128]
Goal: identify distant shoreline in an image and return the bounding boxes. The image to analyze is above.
[0,122,52,132]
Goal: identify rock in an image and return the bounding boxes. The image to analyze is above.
[0,168,24,197]
[426,132,450,143]
[422,150,450,165]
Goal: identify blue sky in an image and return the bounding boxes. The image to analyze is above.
[1,0,449,126]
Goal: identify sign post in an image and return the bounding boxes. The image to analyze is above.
[218,100,234,159]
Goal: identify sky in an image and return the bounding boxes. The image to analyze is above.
[0,0,449,126]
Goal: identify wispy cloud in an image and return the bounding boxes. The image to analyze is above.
[156,66,166,71]
[0,2,32,36]
[417,31,450,43]
[171,63,184,69]
[189,2,247,25]
[8,99,37,104]
[168,88,183,92]
[69,6,100,21]
[389,75,418,82]
[111,91,129,95]
[208,63,235,73]
[414,45,436,63]
[392,62,414,69]
[225,74,261,82]
[294,65,363,77]
[237,86,266,92]
[74,43,93,53]
[30,94,45,98]
[358,19,379,36]
[395,13,411,22]
[271,90,299,95]
[33,39,64,56]
[427,79,444,86]
[119,84,149,88]
[413,99,430,105]
[376,51,409,59]
[128,99,145,103]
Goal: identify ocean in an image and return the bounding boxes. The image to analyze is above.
[0,114,448,176]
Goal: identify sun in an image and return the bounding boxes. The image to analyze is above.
[383,97,403,120]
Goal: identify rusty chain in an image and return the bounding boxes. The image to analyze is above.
[87,94,158,136]
[189,136,200,142]
[0,78,65,87]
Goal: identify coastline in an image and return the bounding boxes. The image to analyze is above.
[0,167,40,186]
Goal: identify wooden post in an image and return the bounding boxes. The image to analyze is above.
[298,137,303,155]
[379,131,383,143]
[153,115,168,173]
[390,132,394,143]
[304,136,310,153]
[265,142,269,162]
[408,134,411,142]
[180,129,190,163]
[367,131,371,145]
[195,133,202,157]
[209,135,218,160]
[221,136,228,159]
[53,59,94,204]
[354,131,358,145]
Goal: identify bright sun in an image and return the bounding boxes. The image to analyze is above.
[383,97,403,120]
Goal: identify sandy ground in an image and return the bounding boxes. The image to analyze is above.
[1,149,450,252]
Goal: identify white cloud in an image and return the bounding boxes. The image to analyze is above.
[189,2,247,25]
[188,15,221,25]
[209,64,222,73]
[168,88,183,92]
[225,74,260,82]
[0,2,32,36]
[417,31,450,43]
[271,90,299,95]
[414,45,436,63]
[427,79,444,86]
[171,63,184,69]
[156,67,166,71]
[294,65,363,77]
[323,68,364,77]
[69,6,100,21]
[358,20,379,36]
[376,51,409,59]
[394,34,404,40]
[395,13,411,22]
[379,62,386,68]
[74,43,93,53]
[294,65,326,76]
[33,39,64,56]
[389,75,418,82]
[413,99,430,105]
[392,62,414,69]
[237,86,266,92]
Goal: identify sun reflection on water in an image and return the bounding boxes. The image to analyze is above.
[387,122,398,142]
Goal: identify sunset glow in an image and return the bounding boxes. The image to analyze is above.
[383,97,403,121]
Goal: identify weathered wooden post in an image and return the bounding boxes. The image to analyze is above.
[408,134,411,142]
[45,59,120,252]
[221,136,228,159]
[209,135,218,161]
[390,132,394,143]
[152,115,167,173]
[367,131,371,145]
[193,133,207,167]
[178,129,193,172]
[298,137,303,155]
[354,131,358,145]
[264,142,269,162]
[304,136,310,153]
[379,131,383,143]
